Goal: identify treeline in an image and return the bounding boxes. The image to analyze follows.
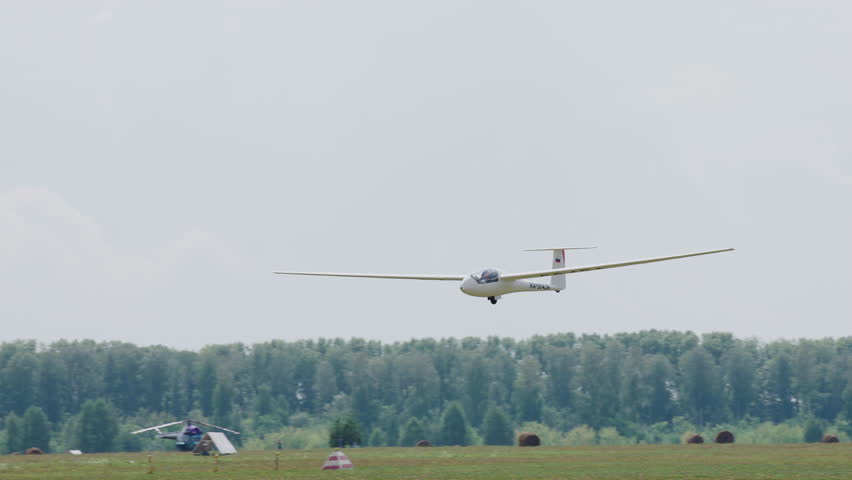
[1,331,852,452]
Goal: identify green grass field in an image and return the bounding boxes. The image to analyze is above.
[2,444,850,480]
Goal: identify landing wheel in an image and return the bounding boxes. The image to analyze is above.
[488,297,497,304]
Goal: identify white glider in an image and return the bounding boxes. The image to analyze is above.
[274,247,734,304]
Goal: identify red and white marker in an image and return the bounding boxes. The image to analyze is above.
[322,451,354,470]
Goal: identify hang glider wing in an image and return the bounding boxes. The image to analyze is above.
[195,420,241,435]
[131,421,184,435]
[500,248,734,281]
[274,271,465,281]
[523,247,597,251]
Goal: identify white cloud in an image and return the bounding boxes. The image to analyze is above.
[91,8,114,25]
[0,186,243,302]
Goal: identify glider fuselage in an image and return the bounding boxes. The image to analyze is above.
[459,270,555,297]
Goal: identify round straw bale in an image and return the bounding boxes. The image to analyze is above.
[25,447,44,455]
[715,430,735,444]
[822,434,839,443]
[518,432,541,447]
[415,440,432,447]
[686,434,704,444]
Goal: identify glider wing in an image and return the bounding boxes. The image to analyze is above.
[500,248,734,281]
[274,271,465,281]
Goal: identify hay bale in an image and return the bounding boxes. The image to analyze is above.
[822,434,839,443]
[686,434,704,444]
[25,447,44,455]
[415,440,432,447]
[518,432,541,447]
[715,430,735,444]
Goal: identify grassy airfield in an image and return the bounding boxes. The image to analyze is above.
[2,443,850,480]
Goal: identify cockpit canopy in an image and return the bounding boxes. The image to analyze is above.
[472,268,500,284]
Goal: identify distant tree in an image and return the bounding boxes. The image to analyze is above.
[489,351,517,406]
[803,418,823,443]
[619,350,644,423]
[679,347,722,426]
[328,415,362,447]
[367,427,386,447]
[598,426,629,445]
[140,347,169,413]
[7,331,852,453]
[115,418,144,452]
[576,343,607,427]
[375,406,400,446]
[400,417,426,446]
[197,356,217,416]
[792,343,820,415]
[463,354,491,427]
[328,417,344,447]
[482,405,514,445]
[313,360,339,408]
[512,356,543,423]
[439,402,470,446]
[77,399,118,452]
[103,344,141,415]
[842,381,852,422]
[700,332,736,361]
[254,385,273,417]
[722,346,756,419]
[212,378,234,427]
[36,353,65,422]
[543,347,576,410]
[350,363,380,430]
[52,340,104,414]
[644,355,674,423]
[341,416,362,446]
[163,358,193,417]
[22,406,50,452]
[4,412,23,454]
[599,340,626,422]
[2,352,37,415]
[766,352,795,422]
[399,355,441,419]
[814,356,846,422]
[253,385,287,433]
[292,348,320,413]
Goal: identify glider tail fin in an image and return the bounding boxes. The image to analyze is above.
[523,247,596,292]
[551,249,566,291]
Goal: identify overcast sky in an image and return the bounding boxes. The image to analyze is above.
[1,2,850,349]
